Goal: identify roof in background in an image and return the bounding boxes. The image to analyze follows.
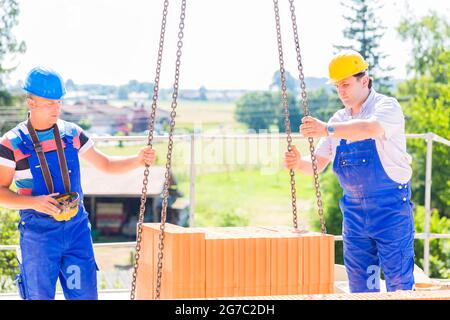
[81,164,167,196]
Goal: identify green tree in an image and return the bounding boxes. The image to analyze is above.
[274,92,300,133]
[234,91,277,131]
[127,80,140,92]
[0,0,26,85]
[0,0,26,105]
[397,11,450,81]
[0,207,19,292]
[0,104,27,135]
[413,206,450,279]
[0,90,13,105]
[65,79,77,91]
[396,11,450,217]
[335,0,393,94]
[117,86,129,100]
[235,89,339,134]
[78,118,92,131]
[395,11,450,278]
[308,88,342,122]
[199,86,207,101]
[270,70,298,95]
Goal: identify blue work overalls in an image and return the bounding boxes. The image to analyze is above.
[333,138,415,292]
[13,122,98,300]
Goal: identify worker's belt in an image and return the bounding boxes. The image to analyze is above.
[27,116,79,222]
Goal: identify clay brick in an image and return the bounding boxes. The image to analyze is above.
[136,223,334,299]
[136,223,205,299]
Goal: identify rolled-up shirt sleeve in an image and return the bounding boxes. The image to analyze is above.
[315,136,333,161]
[0,136,16,168]
[315,111,342,161]
[369,98,404,140]
[74,125,94,155]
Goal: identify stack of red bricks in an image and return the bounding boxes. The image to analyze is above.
[135,223,334,299]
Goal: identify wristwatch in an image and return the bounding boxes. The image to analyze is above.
[326,124,336,136]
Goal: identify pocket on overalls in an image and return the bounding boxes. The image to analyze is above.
[338,150,372,167]
[14,273,27,300]
[337,150,373,187]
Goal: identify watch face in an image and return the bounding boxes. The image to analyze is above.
[328,126,335,134]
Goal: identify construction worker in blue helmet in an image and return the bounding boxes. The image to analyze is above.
[285,50,415,293]
[0,67,157,300]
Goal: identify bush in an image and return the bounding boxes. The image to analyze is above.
[234,92,277,132]
[315,167,344,265]
[196,206,250,228]
[216,208,250,227]
[413,205,450,279]
[0,207,20,292]
[0,90,13,105]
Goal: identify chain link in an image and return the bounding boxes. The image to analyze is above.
[288,0,326,234]
[272,0,299,230]
[130,0,172,300]
[154,0,187,300]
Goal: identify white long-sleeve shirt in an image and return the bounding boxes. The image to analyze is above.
[316,89,413,184]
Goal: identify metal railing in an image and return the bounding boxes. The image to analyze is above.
[0,132,449,277]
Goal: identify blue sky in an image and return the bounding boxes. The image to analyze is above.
[5,0,450,90]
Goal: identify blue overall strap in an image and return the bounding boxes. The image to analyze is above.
[26,119,55,194]
[26,118,71,194]
[12,125,34,155]
[52,122,71,193]
[62,121,75,145]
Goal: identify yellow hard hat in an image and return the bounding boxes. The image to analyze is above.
[328,50,369,84]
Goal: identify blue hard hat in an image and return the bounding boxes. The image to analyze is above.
[23,67,66,100]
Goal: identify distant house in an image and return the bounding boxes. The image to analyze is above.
[61,103,170,135]
[60,103,92,127]
[89,104,131,135]
[179,89,202,100]
[206,89,247,101]
[177,89,247,102]
[88,95,109,105]
[128,91,149,101]
[81,164,189,240]
[131,103,170,133]
[64,90,90,101]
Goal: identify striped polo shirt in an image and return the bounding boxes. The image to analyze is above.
[0,120,93,195]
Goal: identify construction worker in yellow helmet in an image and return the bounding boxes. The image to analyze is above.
[285,50,415,293]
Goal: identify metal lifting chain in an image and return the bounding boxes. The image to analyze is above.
[273,0,327,234]
[130,0,169,301]
[287,0,326,234]
[154,0,186,299]
[130,0,187,300]
[272,0,299,230]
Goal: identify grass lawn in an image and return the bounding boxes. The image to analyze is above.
[111,99,243,132]
[178,168,318,228]
[156,100,239,127]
